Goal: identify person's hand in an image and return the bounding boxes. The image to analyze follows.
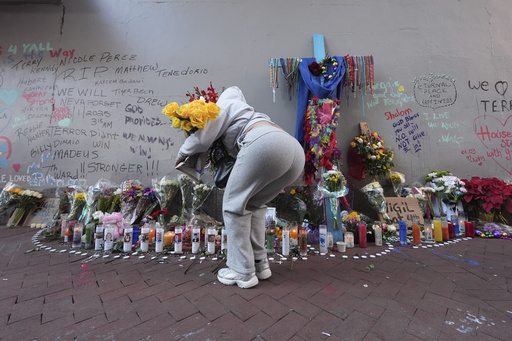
[175,156,185,167]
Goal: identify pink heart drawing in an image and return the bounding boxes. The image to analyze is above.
[473,114,512,175]
[12,163,20,172]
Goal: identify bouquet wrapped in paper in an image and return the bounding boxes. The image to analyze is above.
[153,176,179,213]
[192,183,213,211]
[10,188,44,227]
[388,171,405,197]
[108,188,122,213]
[119,180,143,222]
[360,181,389,221]
[318,167,349,211]
[130,187,158,224]
[67,187,86,221]
[178,174,194,223]
[0,182,18,215]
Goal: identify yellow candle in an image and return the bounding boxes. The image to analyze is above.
[433,217,443,242]
[164,231,175,246]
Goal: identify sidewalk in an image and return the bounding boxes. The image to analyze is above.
[0,226,510,341]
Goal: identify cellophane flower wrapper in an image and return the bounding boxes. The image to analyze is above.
[388,171,405,197]
[0,182,16,215]
[120,180,143,223]
[82,179,110,224]
[192,183,213,211]
[130,187,157,224]
[152,176,179,213]
[95,179,119,214]
[52,186,72,220]
[178,174,194,223]
[318,168,349,230]
[67,186,86,221]
[361,181,389,221]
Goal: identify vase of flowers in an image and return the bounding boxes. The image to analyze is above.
[349,131,394,181]
[318,167,348,242]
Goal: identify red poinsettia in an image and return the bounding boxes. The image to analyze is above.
[462,177,512,221]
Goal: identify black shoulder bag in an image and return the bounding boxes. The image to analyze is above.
[209,138,236,189]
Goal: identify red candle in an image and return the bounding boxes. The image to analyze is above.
[465,221,474,238]
[448,223,454,239]
[358,224,367,248]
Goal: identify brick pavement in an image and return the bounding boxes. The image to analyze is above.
[0,226,511,340]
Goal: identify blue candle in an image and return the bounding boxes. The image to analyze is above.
[451,216,459,237]
[399,220,407,245]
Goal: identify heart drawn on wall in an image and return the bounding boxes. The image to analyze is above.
[12,163,20,172]
[0,89,19,106]
[473,114,512,175]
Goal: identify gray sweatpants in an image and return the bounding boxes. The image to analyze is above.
[222,125,305,275]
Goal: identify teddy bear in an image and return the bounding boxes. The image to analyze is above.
[102,212,124,240]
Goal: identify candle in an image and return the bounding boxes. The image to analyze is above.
[451,216,459,237]
[298,225,308,257]
[266,221,275,254]
[448,222,454,239]
[282,226,290,256]
[424,222,434,243]
[319,224,327,253]
[164,231,175,246]
[433,217,443,242]
[155,224,164,252]
[95,224,104,251]
[60,216,68,238]
[398,221,407,246]
[123,226,133,253]
[192,227,201,254]
[441,217,449,241]
[412,224,421,245]
[345,232,354,248]
[207,227,216,254]
[358,223,367,248]
[221,227,227,252]
[104,224,114,251]
[72,222,83,249]
[290,225,298,240]
[140,226,149,252]
[373,224,382,246]
[31,223,36,228]
[174,227,183,253]
[465,221,474,238]
[458,214,466,237]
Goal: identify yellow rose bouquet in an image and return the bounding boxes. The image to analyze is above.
[162,83,221,134]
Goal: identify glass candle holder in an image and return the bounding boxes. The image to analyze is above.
[398,221,407,246]
[423,220,434,243]
[319,224,327,253]
[433,217,443,242]
[282,226,290,256]
[373,224,382,246]
[140,226,149,252]
[299,226,308,257]
[358,223,367,248]
[344,232,354,248]
[72,222,83,249]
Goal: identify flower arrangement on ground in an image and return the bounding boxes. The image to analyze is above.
[342,211,361,233]
[388,171,405,197]
[302,96,342,186]
[10,189,44,227]
[349,131,394,181]
[318,167,350,232]
[0,182,18,215]
[67,190,86,221]
[131,187,158,224]
[426,171,466,217]
[119,180,143,222]
[461,176,512,224]
[360,181,390,221]
[192,183,213,212]
[178,174,194,223]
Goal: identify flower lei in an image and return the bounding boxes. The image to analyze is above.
[303,96,341,186]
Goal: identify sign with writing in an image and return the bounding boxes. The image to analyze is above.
[379,197,424,225]
[25,198,60,226]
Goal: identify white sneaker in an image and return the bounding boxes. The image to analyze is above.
[217,268,259,289]
[255,258,272,280]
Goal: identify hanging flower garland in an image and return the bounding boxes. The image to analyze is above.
[303,96,341,186]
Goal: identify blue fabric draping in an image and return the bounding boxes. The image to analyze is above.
[295,56,346,145]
